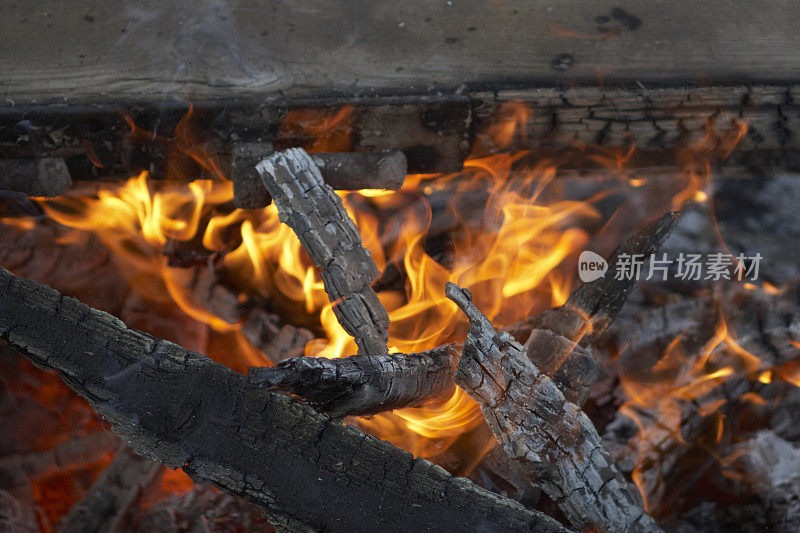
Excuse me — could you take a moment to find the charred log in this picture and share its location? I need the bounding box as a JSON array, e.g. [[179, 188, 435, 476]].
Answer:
[[0, 158, 72, 198], [446, 282, 660, 532], [0, 267, 568, 533], [59, 444, 162, 533], [256, 147, 390, 355], [233, 144, 407, 209], [248, 345, 458, 417]]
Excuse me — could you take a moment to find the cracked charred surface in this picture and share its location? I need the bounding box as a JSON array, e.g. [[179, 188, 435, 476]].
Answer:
[[446, 282, 661, 532], [249, 345, 458, 417], [0, 267, 569, 533], [256, 148, 390, 355]]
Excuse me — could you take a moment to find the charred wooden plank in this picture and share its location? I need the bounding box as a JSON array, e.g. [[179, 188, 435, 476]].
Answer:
[[233, 145, 407, 209], [445, 282, 660, 532], [249, 345, 458, 417], [59, 445, 162, 533], [2, 1, 799, 103], [0, 267, 568, 533], [256, 147, 390, 355]]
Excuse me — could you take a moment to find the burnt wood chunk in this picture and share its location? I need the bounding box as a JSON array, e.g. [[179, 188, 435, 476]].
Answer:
[[0, 158, 72, 197], [0, 267, 567, 533], [445, 282, 660, 532], [249, 345, 458, 417], [256, 147, 390, 354], [234, 144, 407, 209], [567, 211, 680, 337], [59, 445, 162, 533]]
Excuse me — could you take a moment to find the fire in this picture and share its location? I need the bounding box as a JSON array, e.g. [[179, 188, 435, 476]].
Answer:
[[31, 102, 602, 459], [23, 101, 752, 473], [619, 295, 800, 514]]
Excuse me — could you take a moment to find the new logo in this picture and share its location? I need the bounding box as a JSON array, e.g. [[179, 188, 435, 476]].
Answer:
[[578, 251, 608, 283]]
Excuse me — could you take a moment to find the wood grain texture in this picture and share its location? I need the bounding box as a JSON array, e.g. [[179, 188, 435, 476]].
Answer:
[[1, 1, 798, 104], [0, 266, 568, 533]]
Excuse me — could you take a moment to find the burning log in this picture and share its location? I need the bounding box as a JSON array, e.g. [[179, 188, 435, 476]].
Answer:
[[256, 147, 390, 355], [233, 143, 407, 208], [60, 444, 162, 533], [248, 345, 458, 417], [445, 282, 660, 532], [0, 267, 568, 532], [0, 158, 72, 198]]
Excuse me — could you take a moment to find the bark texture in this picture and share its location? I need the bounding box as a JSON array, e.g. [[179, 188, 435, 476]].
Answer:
[[446, 282, 660, 532], [256, 148, 390, 355], [0, 266, 568, 533], [249, 345, 458, 417]]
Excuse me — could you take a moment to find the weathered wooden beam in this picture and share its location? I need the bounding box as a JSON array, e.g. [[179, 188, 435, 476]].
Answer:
[[446, 282, 660, 532], [257, 148, 390, 355], [0, 266, 568, 533], [2, 1, 799, 104], [249, 345, 458, 417]]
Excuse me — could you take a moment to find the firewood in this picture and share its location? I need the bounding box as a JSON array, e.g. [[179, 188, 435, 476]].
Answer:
[[256, 147, 390, 355], [445, 282, 661, 532], [0, 433, 118, 493], [233, 143, 407, 208], [0, 158, 72, 197], [0, 267, 568, 533], [59, 444, 162, 533], [248, 345, 458, 417]]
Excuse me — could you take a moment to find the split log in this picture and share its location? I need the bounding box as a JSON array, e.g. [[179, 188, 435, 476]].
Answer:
[[248, 345, 458, 417], [509, 211, 680, 377], [0, 266, 568, 533], [0, 158, 72, 197], [445, 282, 660, 532], [256, 147, 390, 355], [233, 143, 407, 208], [59, 444, 162, 533]]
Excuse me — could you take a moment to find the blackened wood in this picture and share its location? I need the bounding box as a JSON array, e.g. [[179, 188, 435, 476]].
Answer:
[[231, 142, 274, 209], [256, 147, 390, 355], [0, 267, 568, 533], [233, 145, 408, 209], [249, 345, 458, 417], [445, 282, 660, 532], [311, 150, 407, 190], [0, 158, 72, 197], [240, 309, 314, 364], [59, 445, 162, 533], [567, 211, 680, 337]]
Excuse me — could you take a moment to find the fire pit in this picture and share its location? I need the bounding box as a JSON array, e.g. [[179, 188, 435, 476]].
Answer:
[[1, 2, 799, 532]]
